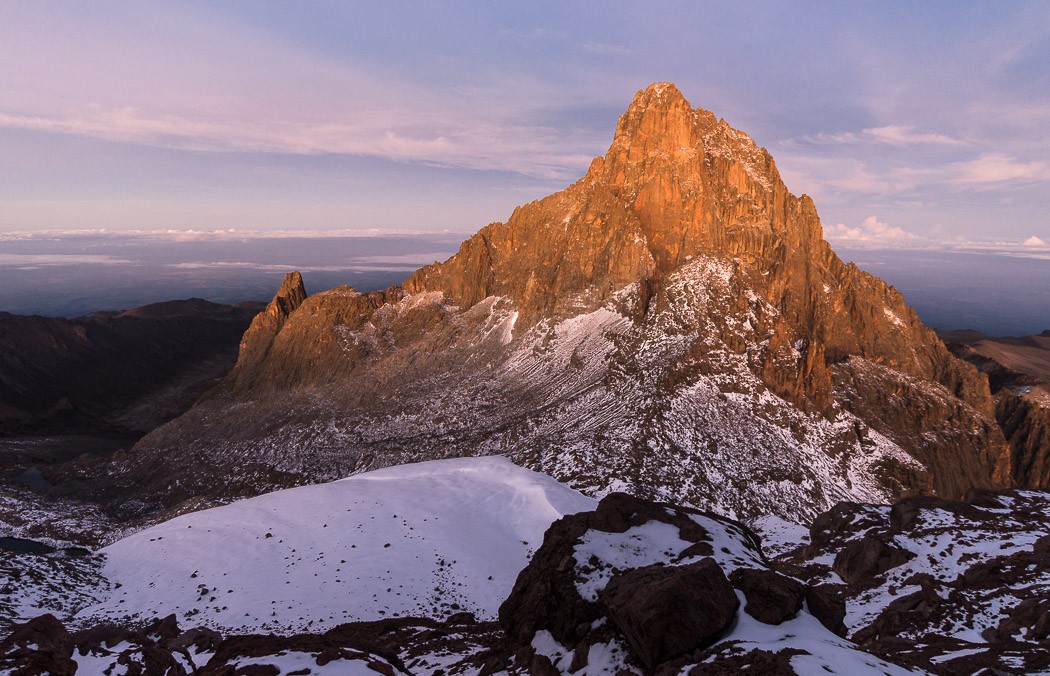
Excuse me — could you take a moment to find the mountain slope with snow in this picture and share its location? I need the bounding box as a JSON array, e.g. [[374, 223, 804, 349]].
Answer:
[[115, 81, 1010, 524], [74, 456, 596, 633]]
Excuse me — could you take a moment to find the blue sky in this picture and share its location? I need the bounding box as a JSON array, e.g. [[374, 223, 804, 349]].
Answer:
[[1, 1, 1049, 247]]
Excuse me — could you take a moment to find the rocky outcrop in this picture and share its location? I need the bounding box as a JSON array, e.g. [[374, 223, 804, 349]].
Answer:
[[772, 489, 1050, 674], [115, 82, 1009, 521], [729, 567, 807, 625], [602, 560, 739, 669], [0, 612, 499, 675], [499, 492, 918, 674], [998, 394, 1050, 487], [0, 614, 76, 676], [942, 330, 1050, 489], [226, 271, 308, 394]]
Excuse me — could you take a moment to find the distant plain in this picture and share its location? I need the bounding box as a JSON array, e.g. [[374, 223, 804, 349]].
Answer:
[[0, 234, 1046, 337]]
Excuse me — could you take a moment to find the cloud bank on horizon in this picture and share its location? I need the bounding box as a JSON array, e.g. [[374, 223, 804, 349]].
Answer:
[[0, 1, 1048, 247]]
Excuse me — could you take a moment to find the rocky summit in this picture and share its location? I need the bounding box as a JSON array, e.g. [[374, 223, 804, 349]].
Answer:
[[114, 82, 1012, 522]]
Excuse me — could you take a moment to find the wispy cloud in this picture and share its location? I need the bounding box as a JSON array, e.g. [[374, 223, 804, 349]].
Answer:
[[797, 125, 965, 147], [825, 215, 920, 244], [0, 228, 469, 243], [946, 154, 1050, 186], [0, 254, 135, 266], [0, 108, 597, 179], [582, 41, 633, 56]]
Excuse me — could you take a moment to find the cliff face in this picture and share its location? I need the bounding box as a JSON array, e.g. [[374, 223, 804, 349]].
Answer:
[[941, 330, 1050, 489], [122, 83, 1010, 520]]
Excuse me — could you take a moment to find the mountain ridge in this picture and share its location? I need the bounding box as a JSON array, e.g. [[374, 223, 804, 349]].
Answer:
[[110, 82, 1011, 522]]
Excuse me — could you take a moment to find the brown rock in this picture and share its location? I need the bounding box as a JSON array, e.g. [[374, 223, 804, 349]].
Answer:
[[0, 613, 77, 676], [805, 585, 848, 637], [832, 535, 914, 585], [729, 568, 806, 625], [600, 559, 739, 670]]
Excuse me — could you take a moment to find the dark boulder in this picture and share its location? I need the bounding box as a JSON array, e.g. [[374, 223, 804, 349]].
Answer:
[[995, 597, 1050, 642], [805, 585, 847, 637], [729, 568, 806, 625], [0, 613, 77, 676], [832, 535, 913, 584], [499, 492, 728, 647], [600, 559, 739, 669]]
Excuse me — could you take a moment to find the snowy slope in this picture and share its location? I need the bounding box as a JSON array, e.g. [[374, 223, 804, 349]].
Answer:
[[74, 456, 596, 633]]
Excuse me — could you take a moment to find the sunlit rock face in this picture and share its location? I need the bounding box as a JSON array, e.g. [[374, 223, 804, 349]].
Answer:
[[118, 83, 1010, 522]]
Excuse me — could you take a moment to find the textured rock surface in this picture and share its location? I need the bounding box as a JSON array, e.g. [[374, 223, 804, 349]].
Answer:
[[112, 82, 1009, 522], [601, 560, 739, 668], [941, 329, 1050, 489], [498, 492, 918, 674], [772, 489, 1050, 674], [729, 567, 807, 625]]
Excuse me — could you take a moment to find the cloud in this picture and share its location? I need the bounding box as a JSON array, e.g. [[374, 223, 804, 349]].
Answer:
[[1024, 235, 1047, 246], [825, 216, 920, 244], [0, 254, 135, 266], [582, 41, 633, 56], [799, 125, 965, 147], [0, 108, 598, 180], [946, 154, 1050, 186], [0, 228, 468, 242]]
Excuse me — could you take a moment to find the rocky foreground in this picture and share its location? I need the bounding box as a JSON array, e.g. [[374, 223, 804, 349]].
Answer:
[[3, 481, 1048, 675]]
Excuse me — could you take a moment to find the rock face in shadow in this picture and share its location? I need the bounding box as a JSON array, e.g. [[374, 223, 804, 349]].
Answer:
[[998, 394, 1050, 487], [0, 614, 76, 676], [497, 492, 914, 674], [729, 567, 807, 626], [941, 329, 1050, 489], [601, 560, 739, 669], [0, 298, 262, 436], [118, 82, 1009, 521]]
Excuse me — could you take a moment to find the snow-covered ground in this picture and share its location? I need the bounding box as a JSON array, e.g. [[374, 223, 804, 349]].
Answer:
[[73, 456, 596, 633]]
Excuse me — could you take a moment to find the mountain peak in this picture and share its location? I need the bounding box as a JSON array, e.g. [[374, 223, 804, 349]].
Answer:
[[606, 82, 704, 161], [633, 81, 688, 106]]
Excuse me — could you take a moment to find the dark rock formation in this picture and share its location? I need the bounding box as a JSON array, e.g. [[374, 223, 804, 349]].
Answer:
[[942, 329, 1050, 489], [997, 393, 1050, 487], [0, 614, 76, 676], [499, 492, 739, 648], [3, 612, 500, 675], [805, 585, 847, 637], [772, 489, 1050, 674], [729, 567, 806, 625], [832, 535, 914, 585], [602, 560, 738, 668]]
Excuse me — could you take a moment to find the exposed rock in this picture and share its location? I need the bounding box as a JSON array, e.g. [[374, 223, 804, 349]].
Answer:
[[728, 567, 806, 625], [769, 489, 1050, 671], [804, 585, 847, 637], [601, 559, 738, 668], [832, 535, 914, 585], [227, 271, 308, 394], [499, 492, 741, 648], [942, 329, 1050, 489], [998, 393, 1050, 487], [0, 613, 76, 676]]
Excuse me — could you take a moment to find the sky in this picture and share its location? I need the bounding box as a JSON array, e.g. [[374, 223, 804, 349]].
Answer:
[[1, 1, 1049, 248]]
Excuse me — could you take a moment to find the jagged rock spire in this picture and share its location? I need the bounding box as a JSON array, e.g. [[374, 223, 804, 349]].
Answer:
[[228, 271, 307, 393]]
